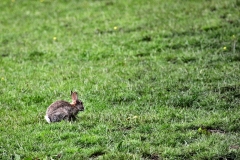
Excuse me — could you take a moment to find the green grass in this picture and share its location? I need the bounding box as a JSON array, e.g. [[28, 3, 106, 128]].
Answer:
[[0, 0, 240, 159]]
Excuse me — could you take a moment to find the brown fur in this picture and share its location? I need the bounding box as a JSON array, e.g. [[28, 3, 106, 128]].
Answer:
[[45, 91, 84, 123]]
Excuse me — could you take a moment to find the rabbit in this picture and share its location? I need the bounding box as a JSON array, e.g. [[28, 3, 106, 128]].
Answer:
[[45, 91, 84, 123]]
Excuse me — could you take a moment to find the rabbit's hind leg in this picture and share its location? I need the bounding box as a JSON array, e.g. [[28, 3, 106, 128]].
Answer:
[[49, 112, 67, 122]]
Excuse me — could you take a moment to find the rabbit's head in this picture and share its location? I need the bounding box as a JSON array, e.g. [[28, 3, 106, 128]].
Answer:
[[70, 91, 84, 111]]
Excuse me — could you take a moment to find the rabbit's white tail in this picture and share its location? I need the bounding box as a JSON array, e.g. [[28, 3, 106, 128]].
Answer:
[[45, 115, 51, 123]]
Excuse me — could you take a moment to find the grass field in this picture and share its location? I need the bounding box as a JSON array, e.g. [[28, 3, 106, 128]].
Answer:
[[0, 0, 240, 159]]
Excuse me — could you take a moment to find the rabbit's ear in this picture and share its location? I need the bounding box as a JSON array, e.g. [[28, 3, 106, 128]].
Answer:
[[71, 91, 78, 102]]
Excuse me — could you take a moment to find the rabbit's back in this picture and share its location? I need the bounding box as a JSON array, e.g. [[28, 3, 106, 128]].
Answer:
[[46, 100, 71, 114]]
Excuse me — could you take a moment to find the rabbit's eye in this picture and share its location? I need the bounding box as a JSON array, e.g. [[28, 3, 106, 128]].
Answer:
[[77, 100, 83, 105]]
